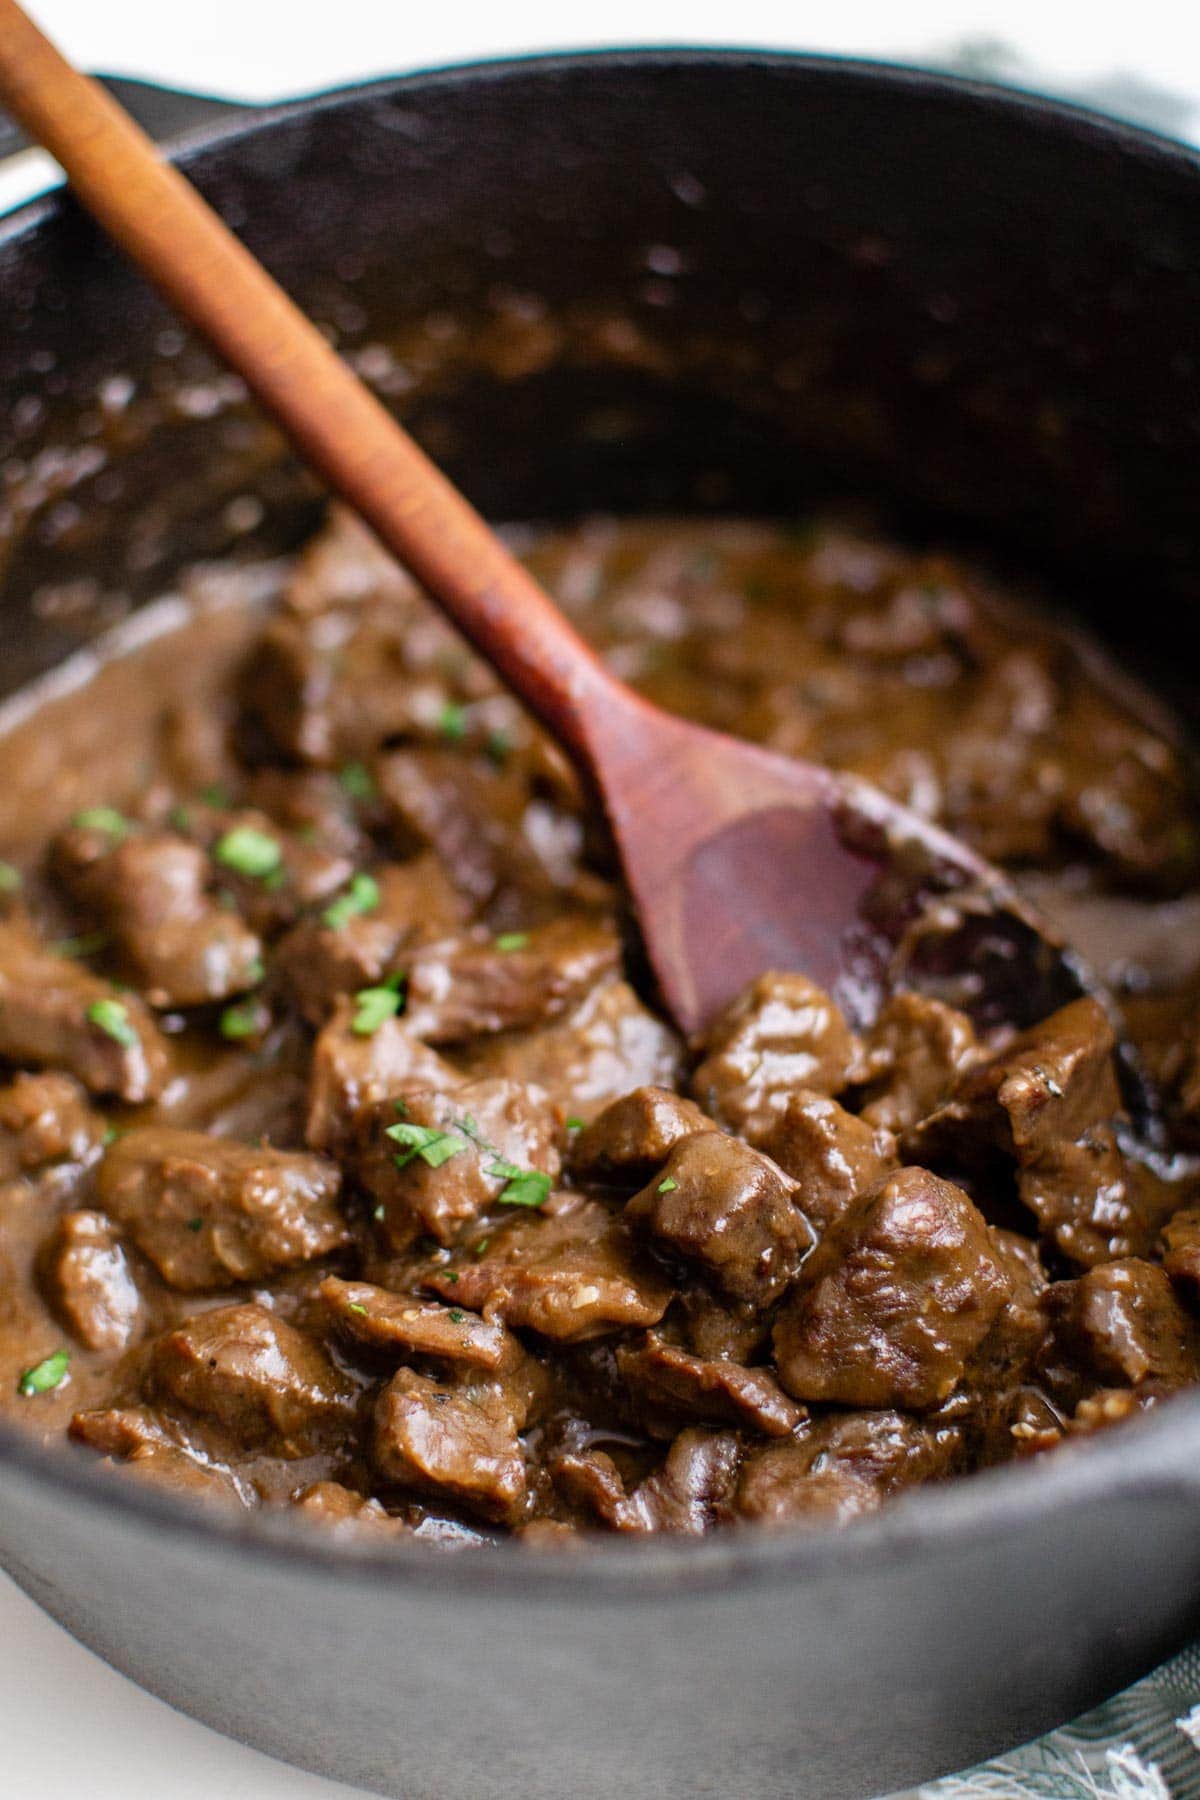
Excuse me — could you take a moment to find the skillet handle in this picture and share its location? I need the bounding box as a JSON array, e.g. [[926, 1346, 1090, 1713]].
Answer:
[[0, 74, 247, 167]]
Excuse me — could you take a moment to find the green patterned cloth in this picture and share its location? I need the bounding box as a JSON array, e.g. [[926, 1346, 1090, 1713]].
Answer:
[[888, 1649, 1200, 1797]]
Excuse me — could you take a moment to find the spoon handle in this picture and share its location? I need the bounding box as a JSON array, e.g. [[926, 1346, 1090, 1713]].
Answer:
[[0, 0, 626, 768]]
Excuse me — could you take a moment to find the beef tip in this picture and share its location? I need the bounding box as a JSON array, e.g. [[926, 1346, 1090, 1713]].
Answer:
[[242, 607, 423, 769], [904, 997, 1154, 1267], [690, 972, 862, 1142], [0, 921, 168, 1102], [462, 979, 682, 1122], [305, 1002, 461, 1155], [854, 992, 979, 1132], [52, 826, 263, 1007], [555, 1428, 741, 1535], [292, 1480, 409, 1537], [428, 1196, 673, 1341], [0, 1072, 106, 1180], [569, 1086, 712, 1188], [38, 1210, 142, 1352], [148, 1301, 358, 1455], [679, 1290, 772, 1364], [372, 1367, 527, 1524], [321, 1277, 519, 1371], [356, 1078, 560, 1251], [773, 1167, 1013, 1410], [967, 1228, 1049, 1393], [179, 802, 355, 936], [615, 1332, 804, 1437], [625, 1132, 813, 1308], [1162, 1207, 1200, 1301], [403, 915, 621, 1045], [1042, 1259, 1200, 1393], [735, 1411, 962, 1528], [277, 854, 469, 1026], [98, 1127, 350, 1290], [69, 1405, 253, 1506], [757, 1089, 897, 1235]]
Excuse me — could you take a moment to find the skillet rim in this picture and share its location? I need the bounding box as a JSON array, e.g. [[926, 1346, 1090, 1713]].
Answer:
[[3, 45, 1200, 1598]]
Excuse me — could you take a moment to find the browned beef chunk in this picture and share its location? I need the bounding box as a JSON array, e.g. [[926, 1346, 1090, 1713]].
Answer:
[[735, 1411, 962, 1528], [428, 1196, 673, 1341], [148, 1302, 358, 1454], [462, 979, 682, 1121], [854, 992, 979, 1132], [966, 1228, 1050, 1395], [555, 1428, 741, 1535], [277, 855, 469, 1026], [0, 922, 168, 1102], [773, 1167, 1013, 1410], [757, 1089, 897, 1235], [355, 1078, 560, 1251], [292, 1480, 408, 1536], [243, 609, 422, 769], [679, 1290, 772, 1363], [0, 1072, 105, 1180], [321, 1277, 519, 1371], [626, 1132, 813, 1308], [177, 802, 355, 936], [372, 1367, 527, 1524], [905, 997, 1155, 1266], [569, 1086, 712, 1187], [69, 1405, 254, 1506], [690, 972, 862, 1141], [1162, 1208, 1200, 1301], [615, 1332, 803, 1437], [52, 826, 263, 1007], [38, 1210, 142, 1352], [305, 1003, 461, 1155], [403, 915, 621, 1044], [98, 1128, 349, 1290], [1042, 1259, 1200, 1392]]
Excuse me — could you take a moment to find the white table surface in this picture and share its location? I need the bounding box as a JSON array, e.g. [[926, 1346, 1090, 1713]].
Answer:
[[4, 4, 1200, 1797]]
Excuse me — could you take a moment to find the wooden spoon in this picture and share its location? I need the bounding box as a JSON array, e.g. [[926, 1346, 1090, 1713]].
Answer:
[[0, 1, 1093, 1038]]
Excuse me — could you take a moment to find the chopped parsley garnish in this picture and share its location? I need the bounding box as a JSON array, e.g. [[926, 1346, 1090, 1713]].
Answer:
[[474, 1238, 490, 1257], [352, 972, 405, 1036], [185, 1217, 204, 1233], [493, 1167, 552, 1209], [322, 871, 380, 931], [19, 1349, 70, 1397], [201, 783, 230, 808], [73, 805, 128, 840], [219, 1001, 265, 1042], [168, 804, 192, 832], [486, 728, 512, 766], [448, 1309, 466, 1324], [0, 861, 22, 894], [215, 825, 282, 880], [657, 1177, 679, 1194], [338, 761, 376, 801], [347, 1303, 368, 1317], [494, 932, 529, 953], [443, 1269, 460, 1284], [437, 701, 468, 742], [87, 997, 137, 1048], [565, 1116, 584, 1133], [54, 931, 109, 960], [386, 1121, 467, 1169], [102, 1124, 120, 1147]]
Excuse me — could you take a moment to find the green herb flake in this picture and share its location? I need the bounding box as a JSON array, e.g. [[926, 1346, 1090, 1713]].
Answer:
[[54, 931, 109, 960], [473, 1238, 490, 1257], [323, 871, 380, 931], [102, 1124, 120, 1147], [219, 1002, 264, 1042], [87, 997, 137, 1049], [437, 701, 469, 742], [494, 932, 529, 953], [496, 1168, 552, 1209], [386, 1121, 467, 1169], [353, 981, 404, 1036], [338, 761, 376, 802], [565, 1117, 584, 1133], [448, 1309, 466, 1325], [201, 783, 230, 808], [485, 728, 512, 766], [73, 806, 128, 841], [168, 804, 192, 833], [657, 1177, 679, 1194], [0, 861, 22, 894], [443, 1269, 460, 1284], [347, 1303, 368, 1317], [215, 825, 282, 880], [19, 1349, 70, 1397], [185, 1217, 204, 1234]]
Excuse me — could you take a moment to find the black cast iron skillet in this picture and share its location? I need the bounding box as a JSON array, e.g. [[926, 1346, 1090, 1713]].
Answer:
[[4, 51, 1200, 1800]]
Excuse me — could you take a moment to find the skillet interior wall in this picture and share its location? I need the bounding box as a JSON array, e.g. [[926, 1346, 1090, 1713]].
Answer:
[[3, 54, 1200, 722]]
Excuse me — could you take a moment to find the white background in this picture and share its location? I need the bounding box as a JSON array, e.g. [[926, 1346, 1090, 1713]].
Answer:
[[3, 4, 1200, 1797]]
